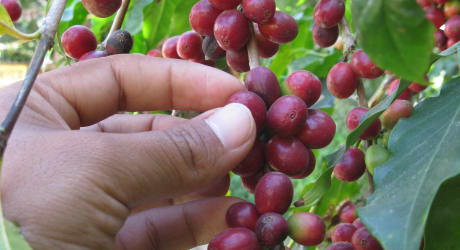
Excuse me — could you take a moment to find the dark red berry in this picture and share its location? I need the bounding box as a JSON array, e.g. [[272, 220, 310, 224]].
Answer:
[[190, 58, 216, 67], [292, 149, 316, 179], [162, 36, 181, 59], [253, 24, 279, 58], [297, 109, 336, 149], [233, 139, 265, 177], [353, 218, 365, 229], [351, 228, 383, 250], [328, 242, 355, 250], [226, 90, 266, 132], [332, 223, 357, 243], [445, 1, 460, 18], [312, 23, 339, 47], [350, 50, 384, 79], [258, 11, 299, 44], [209, 0, 241, 10], [445, 15, 460, 40], [208, 227, 261, 250], [417, 0, 431, 7], [447, 38, 459, 48], [255, 172, 293, 214], [255, 212, 289, 247], [189, 0, 222, 36], [61, 25, 98, 59], [226, 48, 250, 72], [334, 147, 366, 182], [434, 0, 447, 4], [146, 49, 162, 57], [202, 36, 226, 60], [435, 29, 447, 50], [242, 0, 276, 24], [381, 99, 413, 130], [424, 6, 445, 29], [408, 82, 427, 93], [79, 50, 108, 61], [286, 70, 322, 107], [339, 202, 357, 223], [288, 212, 325, 246], [327, 62, 358, 99], [106, 30, 133, 55], [214, 10, 250, 51], [346, 107, 382, 140], [266, 136, 311, 176], [386, 79, 412, 100], [241, 170, 264, 193], [314, 0, 345, 28], [177, 31, 204, 59], [266, 95, 307, 137], [1, 0, 21, 21], [226, 202, 260, 231], [81, 0, 121, 18], [245, 66, 281, 107]]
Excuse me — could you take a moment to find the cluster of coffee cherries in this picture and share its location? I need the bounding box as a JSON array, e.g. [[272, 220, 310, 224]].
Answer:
[[1, 0, 21, 22], [312, 0, 344, 48]]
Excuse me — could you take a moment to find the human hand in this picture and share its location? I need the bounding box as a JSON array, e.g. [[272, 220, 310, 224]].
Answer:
[[0, 54, 256, 249]]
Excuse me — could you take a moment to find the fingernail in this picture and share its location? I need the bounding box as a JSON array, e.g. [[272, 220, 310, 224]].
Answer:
[[205, 103, 255, 149]]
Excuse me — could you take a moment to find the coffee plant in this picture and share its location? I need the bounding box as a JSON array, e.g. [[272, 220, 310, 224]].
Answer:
[[0, 0, 459, 249]]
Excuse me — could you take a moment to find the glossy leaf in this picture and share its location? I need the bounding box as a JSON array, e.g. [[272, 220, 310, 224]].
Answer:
[[0, 5, 39, 40]]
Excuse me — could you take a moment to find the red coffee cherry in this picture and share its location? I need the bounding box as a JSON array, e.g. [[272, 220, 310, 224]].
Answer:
[[417, 0, 431, 7], [208, 227, 261, 250], [332, 223, 357, 243], [209, 0, 241, 10], [266, 95, 307, 137], [79, 50, 108, 61], [189, 0, 222, 36], [435, 30, 447, 51], [327, 62, 358, 99], [346, 107, 382, 140], [447, 38, 459, 48], [226, 48, 250, 72], [177, 31, 204, 59], [408, 82, 427, 93], [146, 49, 162, 57], [312, 23, 339, 48], [242, 0, 276, 24], [288, 212, 326, 246], [350, 49, 384, 79], [162, 36, 181, 59], [339, 202, 358, 223], [258, 11, 299, 44], [434, 0, 447, 4], [1, 0, 21, 21], [61, 25, 98, 59], [226, 90, 266, 132], [334, 147, 366, 182], [314, 0, 345, 28], [202, 36, 226, 60], [424, 6, 445, 29], [214, 10, 250, 51], [381, 99, 413, 130], [445, 15, 460, 40], [226, 202, 260, 231], [327, 242, 354, 250], [386, 79, 412, 100], [81, 0, 121, 18], [106, 30, 133, 55], [255, 212, 289, 247], [353, 218, 365, 229], [266, 136, 311, 177], [286, 70, 322, 107], [241, 170, 264, 193], [255, 172, 293, 214], [351, 228, 383, 250], [190, 58, 216, 67], [253, 24, 279, 58], [297, 109, 336, 149], [233, 139, 265, 177], [245, 66, 281, 107], [292, 149, 316, 179]]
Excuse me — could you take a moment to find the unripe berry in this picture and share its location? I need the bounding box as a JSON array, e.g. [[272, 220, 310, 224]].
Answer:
[[253, 24, 279, 58], [435, 29, 447, 51], [346, 107, 382, 140], [241, 170, 264, 193], [242, 0, 276, 24], [353, 218, 365, 229], [314, 0, 345, 28], [214, 10, 250, 51], [288, 212, 325, 246], [297, 109, 336, 149], [424, 6, 445, 29], [162, 36, 180, 59], [233, 139, 265, 177], [350, 50, 384, 79], [266, 136, 311, 176], [226, 48, 250, 72], [312, 23, 339, 48], [202, 36, 226, 60], [245, 66, 281, 107], [146, 49, 162, 57], [327, 62, 358, 99], [209, 0, 241, 10], [334, 147, 366, 182], [189, 0, 222, 36], [106, 30, 133, 55], [208, 227, 261, 250], [255, 172, 293, 214], [351, 228, 383, 250], [327, 242, 354, 250], [285, 70, 322, 107], [445, 15, 460, 40], [332, 223, 357, 243], [226, 202, 260, 231], [79, 50, 108, 61], [381, 99, 413, 130], [177, 31, 204, 59], [445, 1, 460, 18], [339, 202, 357, 223], [258, 11, 299, 44], [266, 95, 307, 137], [226, 91, 266, 132], [387, 79, 412, 100], [1, 0, 21, 22], [255, 212, 289, 247], [292, 149, 316, 179], [365, 144, 390, 175], [81, 0, 121, 18], [61, 25, 98, 59]]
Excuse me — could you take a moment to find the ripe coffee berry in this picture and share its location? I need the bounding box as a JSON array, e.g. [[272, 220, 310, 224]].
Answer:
[[434, 0, 447, 4], [1, 0, 21, 21], [288, 212, 325, 246], [447, 38, 459, 48], [81, 0, 121, 18], [424, 6, 445, 29], [327, 62, 358, 99], [245, 66, 280, 107], [226, 90, 266, 132], [417, 0, 431, 7], [253, 24, 279, 58], [312, 23, 339, 48], [408, 82, 427, 93], [387, 79, 412, 100], [208, 227, 261, 250], [61, 25, 98, 59], [444, 15, 460, 40], [266, 136, 311, 176], [346, 107, 382, 140], [435, 30, 447, 51], [255, 212, 289, 247], [266, 95, 307, 136], [79, 50, 108, 61], [285, 70, 322, 107], [241, 170, 264, 193], [350, 50, 384, 79], [242, 0, 276, 24], [255, 172, 293, 214], [177, 31, 204, 59], [233, 139, 264, 177], [332, 223, 357, 243], [292, 149, 316, 179], [339, 202, 357, 223], [258, 11, 299, 44], [202, 36, 226, 60], [226, 48, 250, 72], [381, 99, 413, 130], [146, 49, 162, 57], [226, 202, 260, 231], [314, 0, 345, 28], [162, 36, 181, 58], [327, 242, 354, 250], [297, 109, 336, 149], [209, 0, 241, 10], [353, 218, 365, 229], [189, 0, 222, 36], [106, 30, 133, 55], [214, 10, 250, 51], [334, 147, 366, 182], [352, 228, 383, 250]]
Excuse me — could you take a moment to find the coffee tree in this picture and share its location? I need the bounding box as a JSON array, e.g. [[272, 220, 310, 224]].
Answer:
[[0, 0, 459, 249]]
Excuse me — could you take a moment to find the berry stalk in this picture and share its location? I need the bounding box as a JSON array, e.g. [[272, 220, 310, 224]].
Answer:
[[338, 18, 355, 61], [369, 74, 397, 107], [247, 27, 261, 69]]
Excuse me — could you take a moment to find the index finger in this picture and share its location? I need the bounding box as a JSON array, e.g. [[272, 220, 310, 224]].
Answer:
[[38, 54, 244, 128]]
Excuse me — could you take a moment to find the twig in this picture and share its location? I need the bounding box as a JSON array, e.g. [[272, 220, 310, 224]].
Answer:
[[366, 169, 375, 194], [103, 0, 131, 45], [369, 74, 397, 107], [356, 79, 368, 108], [338, 18, 355, 61], [247, 26, 260, 70], [0, 0, 68, 155]]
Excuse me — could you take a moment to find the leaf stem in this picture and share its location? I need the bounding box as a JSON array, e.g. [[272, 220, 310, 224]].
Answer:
[[103, 0, 131, 45], [356, 79, 368, 108], [369, 74, 397, 107], [247, 25, 260, 70], [0, 21, 42, 40]]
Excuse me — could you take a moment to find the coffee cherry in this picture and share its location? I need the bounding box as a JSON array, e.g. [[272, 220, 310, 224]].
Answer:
[[434, 0, 447, 4], [202, 36, 226, 60], [327, 242, 354, 250], [226, 202, 260, 231], [447, 38, 459, 48], [177, 31, 204, 59], [266, 136, 311, 176], [435, 30, 447, 50], [253, 24, 279, 58], [387, 79, 412, 100], [208, 227, 261, 250], [408, 82, 427, 93], [351, 228, 383, 250], [255, 172, 293, 214], [339, 202, 357, 223], [417, 0, 431, 7], [162, 36, 181, 59], [350, 50, 384, 79], [346, 107, 382, 140], [285, 70, 322, 107], [81, 0, 121, 18], [214, 10, 250, 51], [79, 50, 108, 61], [242, 0, 276, 24], [258, 11, 299, 44], [424, 6, 445, 29], [106, 30, 133, 55], [334, 147, 366, 182], [327, 62, 358, 99], [445, 1, 460, 18], [245, 67, 280, 107], [332, 223, 357, 243], [292, 149, 316, 179], [61, 25, 98, 59], [255, 212, 289, 247], [190, 58, 216, 67], [233, 139, 265, 177], [314, 0, 345, 28], [365, 144, 390, 175], [209, 0, 241, 10], [445, 15, 460, 40], [381, 99, 413, 130], [190, 0, 222, 36], [226, 90, 266, 132], [241, 170, 264, 193], [1, 0, 21, 21], [353, 218, 365, 229], [297, 109, 336, 149], [266, 95, 307, 136], [146, 49, 162, 57], [312, 23, 339, 48], [226, 48, 250, 72], [288, 212, 325, 246]]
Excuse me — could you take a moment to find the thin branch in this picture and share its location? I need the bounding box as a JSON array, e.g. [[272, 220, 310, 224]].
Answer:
[[356, 79, 368, 108], [369, 74, 397, 107], [103, 0, 131, 45], [338, 18, 355, 61], [0, 0, 68, 155], [247, 26, 260, 70]]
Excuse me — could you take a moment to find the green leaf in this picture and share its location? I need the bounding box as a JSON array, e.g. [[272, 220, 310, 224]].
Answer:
[[0, 4, 13, 27], [59, 0, 89, 35], [124, 0, 154, 35], [358, 79, 460, 250], [0, 5, 40, 40], [313, 177, 360, 216], [351, 0, 434, 83]]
